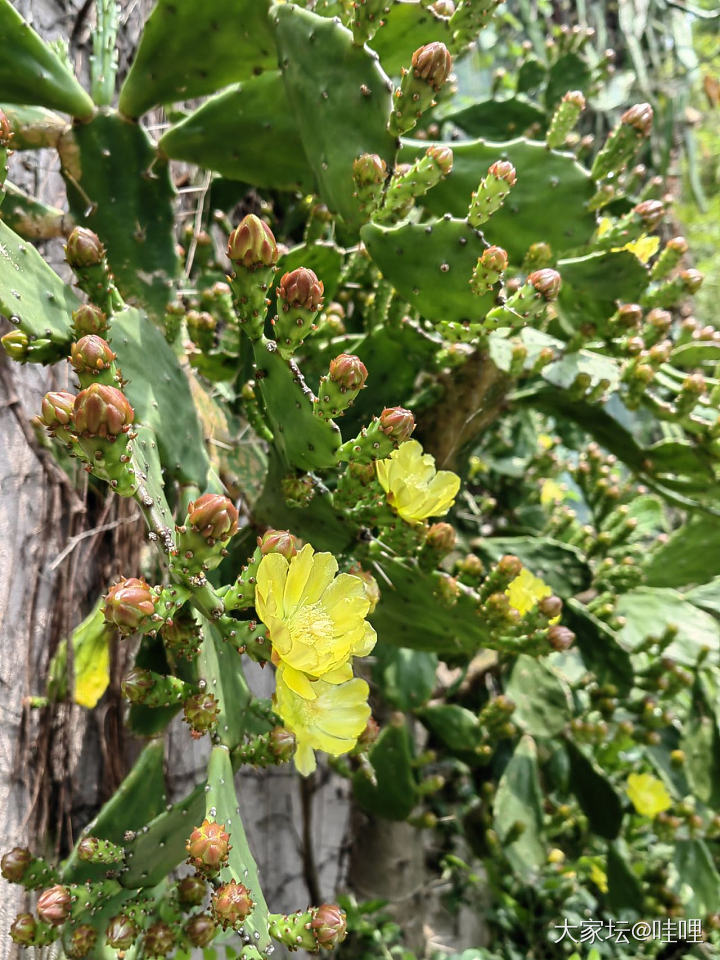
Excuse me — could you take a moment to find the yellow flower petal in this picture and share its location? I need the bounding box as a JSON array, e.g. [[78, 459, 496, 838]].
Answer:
[[627, 773, 672, 818], [505, 567, 552, 617], [283, 543, 315, 614], [280, 664, 319, 700], [375, 440, 461, 524], [589, 862, 608, 894], [540, 478, 566, 506], [255, 553, 289, 622], [623, 234, 660, 263]]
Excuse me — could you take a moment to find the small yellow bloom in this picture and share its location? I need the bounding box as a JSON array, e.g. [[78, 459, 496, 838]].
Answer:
[[506, 567, 552, 617], [627, 773, 672, 818], [623, 235, 660, 263], [540, 478, 566, 506], [376, 440, 460, 524], [589, 862, 609, 894], [255, 544, 376, 699], [274, 666, 371, 775]]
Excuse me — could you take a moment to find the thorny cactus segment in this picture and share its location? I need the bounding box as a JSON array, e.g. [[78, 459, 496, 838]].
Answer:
[[591, 101, 653, 180], [73, 383, 134, 438], [389, 43, 453, 137]]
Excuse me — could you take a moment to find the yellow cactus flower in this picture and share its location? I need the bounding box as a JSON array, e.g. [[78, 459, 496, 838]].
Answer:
[[627, 773, 672, 818], [589, 862, 609, 894], [255, 544, 376, 700], [505, 567, 553, 617], [375, 440, 460, 524], [540, 478, 566, 506], [274, 666, 371, 775], [623, 235, 660, 263]]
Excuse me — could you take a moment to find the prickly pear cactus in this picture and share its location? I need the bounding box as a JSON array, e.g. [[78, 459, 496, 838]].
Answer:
[[2, 0, 720, 957]]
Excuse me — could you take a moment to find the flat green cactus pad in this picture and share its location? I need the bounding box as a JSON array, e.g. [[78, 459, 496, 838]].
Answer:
[[361, 216, 496, 324], [0, 220, 78, 360], [196, 620, 252, 749], [445, 97, 547, 140], [272, 2, 397, 230], [118, 0, 276, 119], [0, 1, 94, 118], [400, 136, 595, 261], [557, 249, 649, 331], [60, 112, 178, 318], [353, 722, 419, 820], [159, 72, 314, 192]]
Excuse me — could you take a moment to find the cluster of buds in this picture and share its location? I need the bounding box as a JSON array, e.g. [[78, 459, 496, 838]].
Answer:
[[484, 268, 562, 334], [234, 726, 296, 767], [389, 43, 453, 137], [273, 267, 324, 358]]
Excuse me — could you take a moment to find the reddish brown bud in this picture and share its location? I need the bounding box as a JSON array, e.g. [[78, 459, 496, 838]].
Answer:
[[177, 875, 207, 906], [667, 236, 688, 254], [430, 0, 455, 15], [358, 716, 380, 747], [481, 245, 508, 273], [269, 726, 296, 763], [68, 924, 97, 958], [621, 102, 653, 136], [0, 109, 11, 148], [539, 595, 563, 619], [352, 153, 387, 185], [616, 303, 643, 328], [187, 494, 239, 542], [40, 391, 75, 429], [528, 268, 562, 300], [426, 522, 456, 553], [211, 880, 254, 928], [311, 903, 348, 949], [227, 215, 278, 269], [562, 90, 586, 109], [498, 554, 523, 578], [185, 914, 217, 948], [121, 667, 154, 703], [1, 847, 31, 883], [427, 144, 454, 175], [104, 578, 155, 634], [258, 528, 298, 560], [66, 227, 105, 269], [183, 692, 220, 739], [329, 353, 368, 391], [488, 160, 517, 186], [10, 914, 36, 945], [144, 922, 175, 957], [186, 819, 230, 875], [73, 383, 134, 438], [106, 915, 137, 950], [72, 304, 108, 337], [633, 200, 664, 229], [70, 335, 116, 376], [681, 269, 704, 293], [378, 406, 415, 442], [411, 42, 453, 90], [548, 624, 575, 650], [457, 553, 484, 577], [37, 885, 71, 926], [278, 267, 324, 312]]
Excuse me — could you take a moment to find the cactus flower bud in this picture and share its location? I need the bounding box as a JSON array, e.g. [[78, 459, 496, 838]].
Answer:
[[269, 726, 296, 763], [10, 913, 37, 945], [329, 354, 368, 392], [633, 199, 664, 229], [144, 922, 175, 957], [211, 880, 254, 928], [121, 667, 154, 703], [187, 494, 239, 542], [431, 0, 455, 13], [258, 529, 298, 560], [548, 624, 575, 651], [615, 303, 643, 329], [426, 522, 457, 554], [183, 692, 220, 739], [0, 108, 11, 147], [40, 391, 76, 430], [72, 304, 108, 338], [563, 89, 586, 110], [73, 383, 134, 438], [621, 102, 653, 136], [528, 269, 562, 301], [186, 819, 230, 874], [488, 160, 517, 186], [482, 245, 509, 274], [352, 153, 387, 186], [227, 215, 278, 269], [378, 406, 415, 442], [177, 875, 207, 906], [358, 716, 380, 747], [681, 269, 704, 293], [37, 884, 71, 926], [2, 330, 31, 361], [411, 42, 453, 91], [277, 267, 324, 312], [185, 914, 217, 948], [539, 595, 563, 619], [68, 924, 97, 958], [498, 554, 523, 578], [106, 915, 137, 950], [104, 578, 156, 634], [667, 236, 688, 254], [1, 847, 31, 883], [311, 904, 347, 949], [70, 335, 116, 376], [66, 227, 105, 269], [427, 144, 454, 176]]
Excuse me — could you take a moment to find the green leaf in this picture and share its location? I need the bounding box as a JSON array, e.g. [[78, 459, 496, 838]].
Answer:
[[159, 73, 314, 192], [417, 704, 480, 753], [445, 97, 546, 140], [205, 746, 271, 948], [544, 52, 591, 109], [493, 735, 545, 876], [506, 655, 572, 737], [644, 514, 720, 588], [472, 537, 591, 596], [557, 250, 649, 323], [46, 599, 112, 708], [566, 739, 623, 840], [61, 112, 179, 318], [353, 723, 419, 820], [118, 0, 276, 118], [607, 841, 644, 913], [272, 3, 396, 230], [615, 586, 720, 666], [375, 647, 438, 712], [0, 1, 94, 117], [564, 600, 634, 696], [685, 578, 720, 618], [681, 691, 720, 807], [673, 839, 720, 916]]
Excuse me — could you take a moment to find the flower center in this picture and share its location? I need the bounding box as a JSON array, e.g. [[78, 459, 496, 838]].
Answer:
[[288, 602, 332, 646]]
